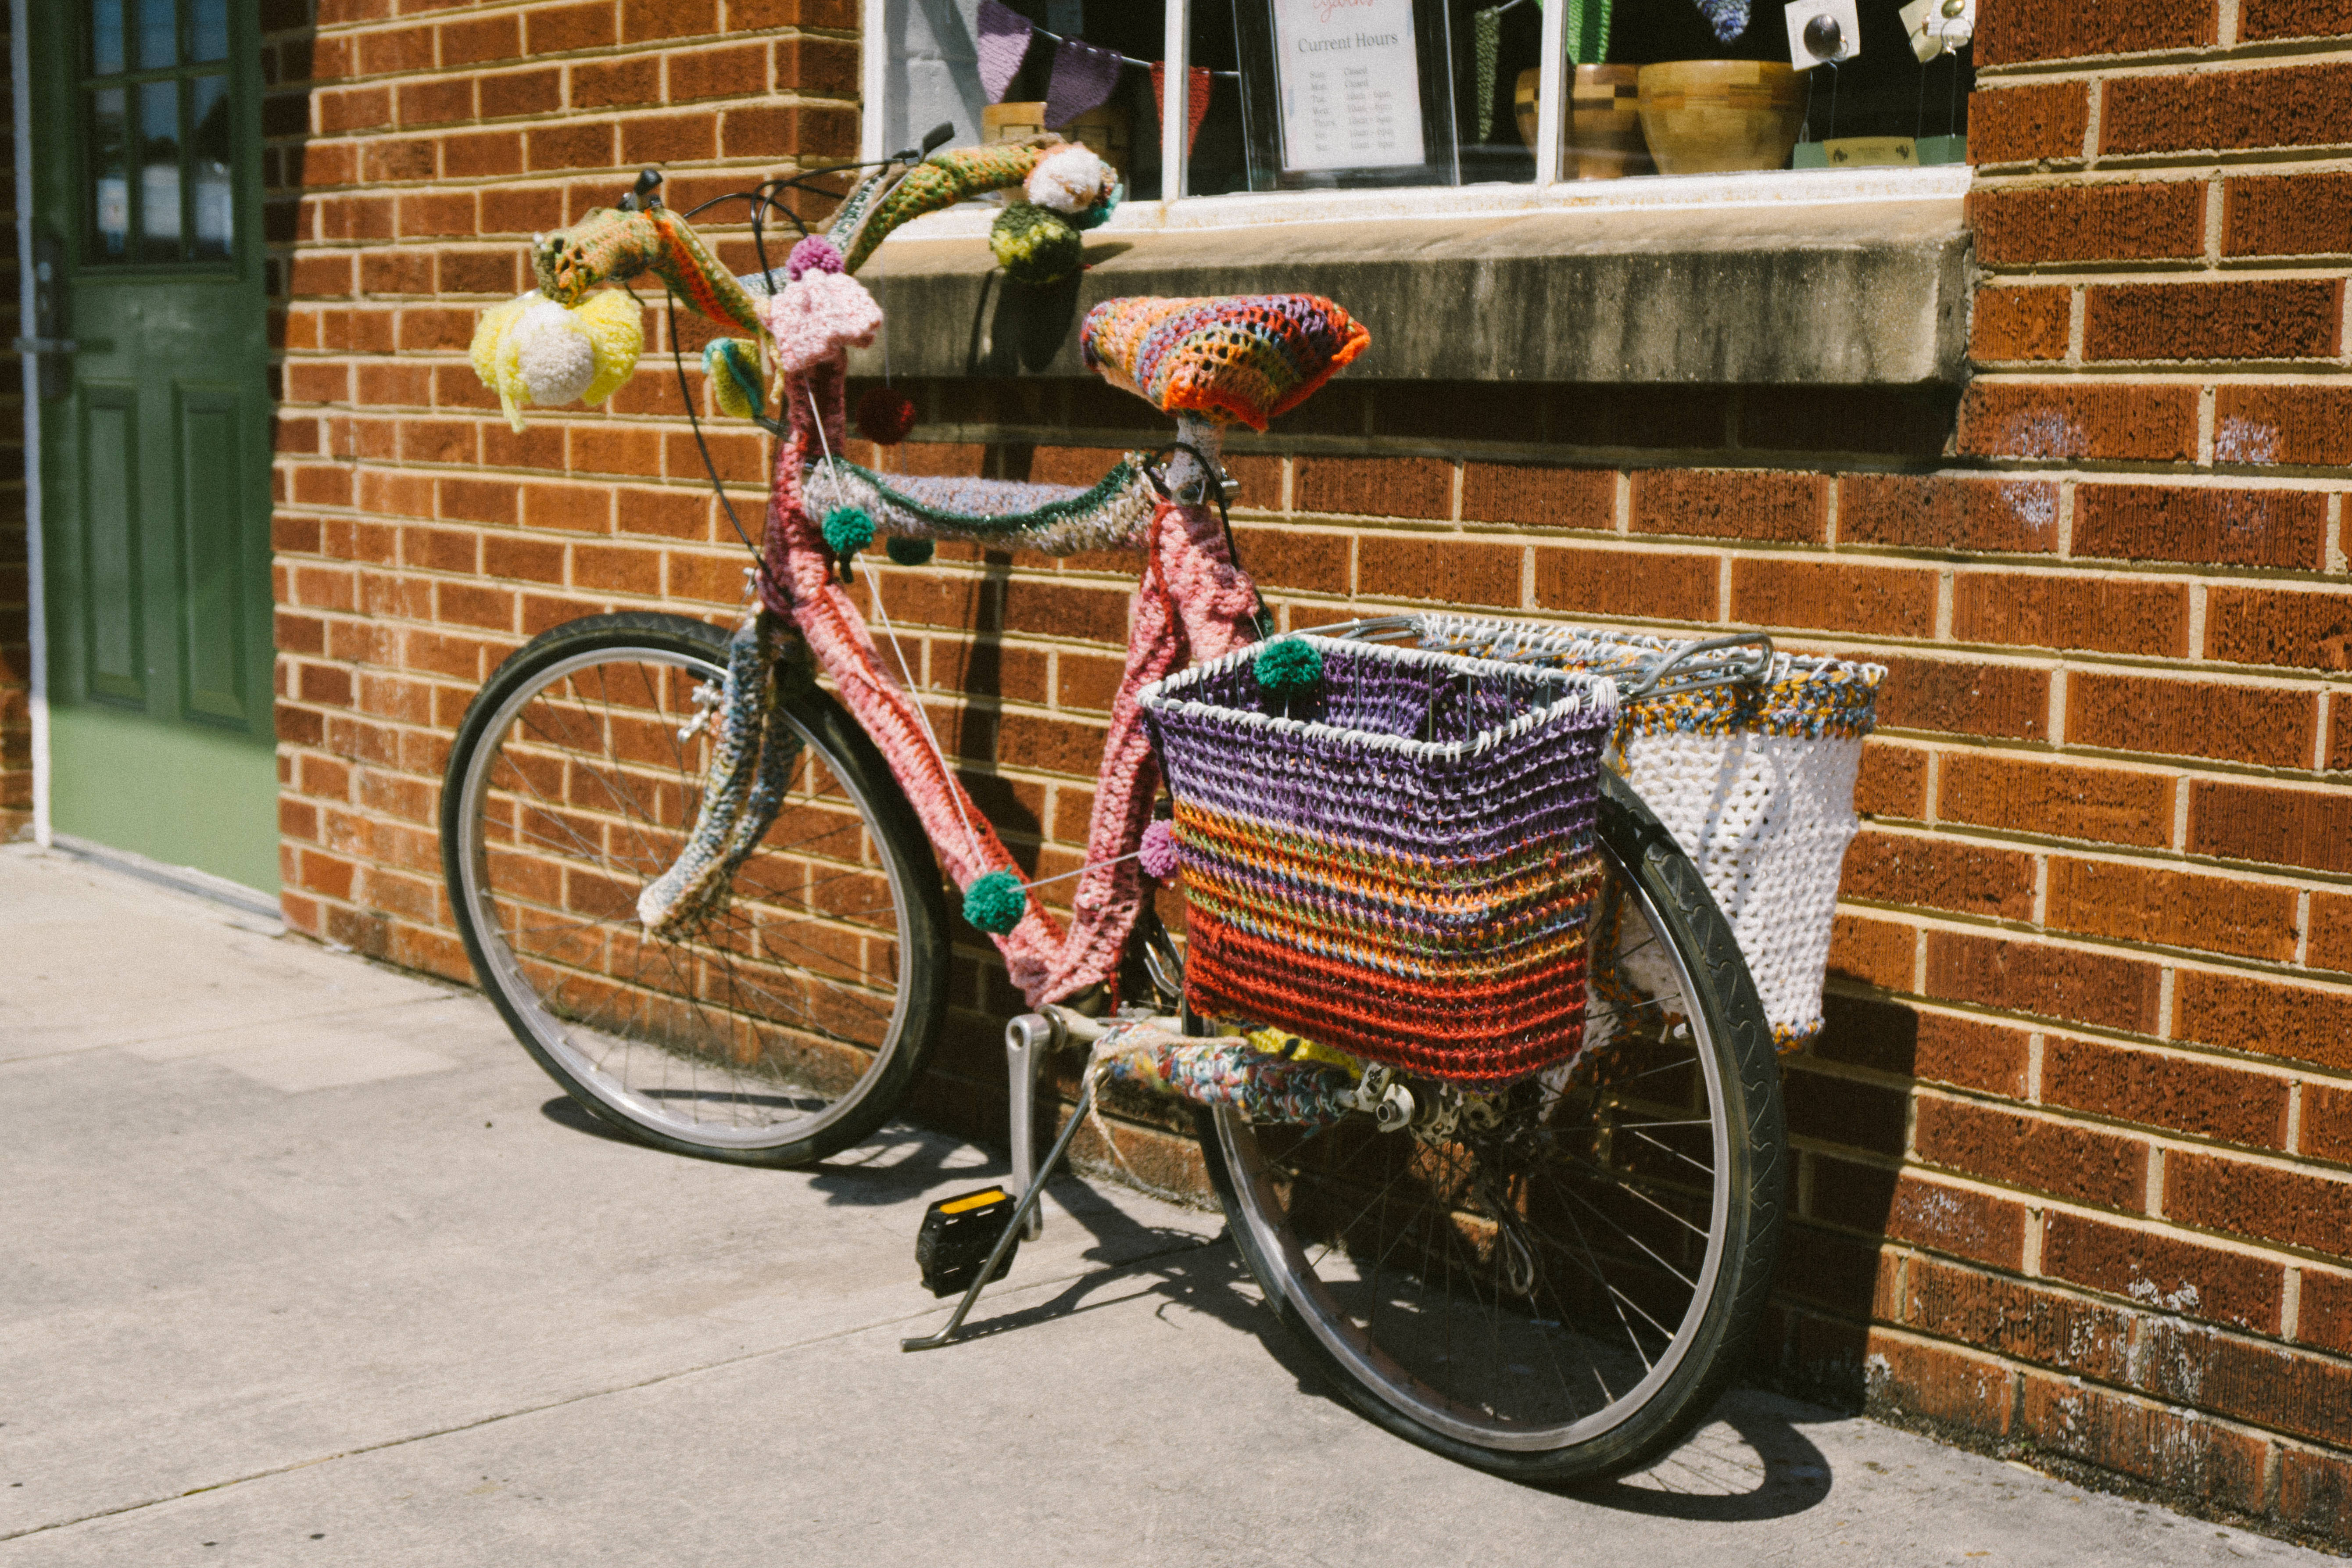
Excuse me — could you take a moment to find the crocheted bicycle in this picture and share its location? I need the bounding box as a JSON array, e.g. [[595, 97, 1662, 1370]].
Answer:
[[437, 134, 1878, 1485]]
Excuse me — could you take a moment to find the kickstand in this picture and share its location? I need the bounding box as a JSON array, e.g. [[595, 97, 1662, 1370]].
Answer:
[[900, 1075, 1097, 1352]]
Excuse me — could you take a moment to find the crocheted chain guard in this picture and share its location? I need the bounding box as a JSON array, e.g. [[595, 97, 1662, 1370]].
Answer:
[[801, 456, 1160, 556], [1414, 613, 1885, 1051], [1094, 1020, 1358, 1126]]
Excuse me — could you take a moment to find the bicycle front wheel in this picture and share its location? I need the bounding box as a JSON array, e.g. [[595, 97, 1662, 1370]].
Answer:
[[440, 612, 948, 1167], [1199, 772, 1785, 1483]]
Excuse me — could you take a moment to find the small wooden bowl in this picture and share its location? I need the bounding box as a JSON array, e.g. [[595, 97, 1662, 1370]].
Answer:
[[1634, 61, 1804, 175], [1517, 64, 1652, 180]]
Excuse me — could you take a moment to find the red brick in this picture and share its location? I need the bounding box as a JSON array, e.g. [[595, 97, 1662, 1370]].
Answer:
[[2104, 63, 2352, 156], [1783, 1060, 1910, 1155], [2303, 1269, 2352, 1356], [1922, 928, 2163, 1034], [2215, 385, 2352, 467], [720, 103, 855, 160], [2175, 969, 2352, 1072], [1951, 571, 2187, 658], [2223, 171, 2352, 259], [2074, 483, 2327, 571], [1903, 1257, 2135, 1382], [1532, 546, 1715, 623], [998, 579, 1129, 644], [2299, 1083, 2352, 1166], [2070, 672, 2316, 769], [2168, 1149, 2352, 1258], [775, 36, 859, 98], [2204, 585, 2352, 673], [570, 57, 661, 110], [1872, 656, 2048, 740], [2085, 279, 2343, 362], [1979, 2, 2216, 64], [1959, 382, 2198, 463], [1864, 1332, 2018, 1433], [527, 122, 614, 172], [621, 0, 717, 42], [669, 42, 770, 102], [2047, 858, 2300, 963], [1231, 525, 1347, 596], [1915, 1095, 2149, 1210], [526, 1, 616, 52], [1969, 182, 2204, 266], [2188, 779, 2352, 874], [1971, 286, 2071, 362], [2244, 0, 2352, 39], [1836, 475, 2057, 554], [1885, 1173, 2032, 1267], [1825, 910, 1915, 992], [1969, 81, 2091, 165], [2278, 1447, 2352, 1544], [438, 13, 520, 65], [2051, 1037, 2292, 1155], [1459, 462, 1613, 531], [1937, 753, 2171, 848], [1357, 537, 1521, 609], [1854, 739, 1928, 818], [1295, 456, 1451, 520], [2313, 892, 2352, 975], [1729, 558, 1937, 637], [1839, 830, 2036, 921], [1630, 469, 1826, 544]]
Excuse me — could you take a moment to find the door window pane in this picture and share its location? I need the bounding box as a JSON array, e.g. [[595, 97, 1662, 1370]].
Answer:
[[135, 0, 176, 70], [190, 0, 229, 62], [89, 0, 125, 75], [89, 86, 129, 258], [138, 79, 182, 262], [189, 72, 232, 259]]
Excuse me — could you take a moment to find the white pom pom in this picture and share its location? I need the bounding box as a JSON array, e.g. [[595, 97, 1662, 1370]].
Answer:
[[514, 299, 595, 406], [1026, 145, 1111, 215]]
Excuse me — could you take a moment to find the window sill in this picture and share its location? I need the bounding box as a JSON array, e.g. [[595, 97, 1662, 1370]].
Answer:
[[851, 165, 1973, 389]]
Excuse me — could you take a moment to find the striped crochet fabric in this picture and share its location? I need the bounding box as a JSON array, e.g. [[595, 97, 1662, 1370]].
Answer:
[[1141, 638, 1616, 1085], [1080, 295, 1370, 431], [802, 456, 1160, 556], [1094, 1021, 1358, 1126]]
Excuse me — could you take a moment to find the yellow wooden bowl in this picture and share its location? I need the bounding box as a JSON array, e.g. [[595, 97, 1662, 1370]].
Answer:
[[1635, 61, 1805, 175], [1518, 64, 1651, 179]]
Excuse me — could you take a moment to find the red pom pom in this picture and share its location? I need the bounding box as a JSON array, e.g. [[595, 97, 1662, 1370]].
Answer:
[[856, 386, 917, 447]]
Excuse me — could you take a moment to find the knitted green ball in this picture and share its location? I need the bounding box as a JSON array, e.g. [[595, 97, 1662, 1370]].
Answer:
[[989, 202, 1083, 287], [885, 535, 936, 567], [962, 869, 1027, 934], [1254, 637, 1324, 695], [821, 505, 875, 556]]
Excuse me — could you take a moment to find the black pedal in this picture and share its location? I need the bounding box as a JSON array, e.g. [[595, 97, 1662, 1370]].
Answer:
[[916, 1186, 1020, 1298]]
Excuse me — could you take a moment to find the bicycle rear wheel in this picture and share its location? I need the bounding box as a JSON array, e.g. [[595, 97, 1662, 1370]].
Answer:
[[440, 612, 948, 1166], [1198, 772, 1784, 1482]]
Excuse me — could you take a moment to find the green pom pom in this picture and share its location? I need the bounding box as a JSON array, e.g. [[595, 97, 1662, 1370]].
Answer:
[[822, 506, 875, 556], [1254, 637, 1324, 695], [963, 870, 1027, 935], [989, 202, 1083, 287], [885, 535, 935, 566]]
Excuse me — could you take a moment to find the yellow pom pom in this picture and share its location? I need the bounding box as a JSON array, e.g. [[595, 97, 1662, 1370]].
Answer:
[[469, 294, 530, 393], [574, 286, 645, 408]]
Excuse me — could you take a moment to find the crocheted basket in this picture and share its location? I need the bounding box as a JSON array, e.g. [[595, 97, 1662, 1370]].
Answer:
[[1140, 637, 1618, 1086], [1413, 614, 1885, 1052]]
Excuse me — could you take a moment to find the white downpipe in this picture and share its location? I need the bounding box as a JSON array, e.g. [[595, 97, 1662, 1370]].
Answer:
[[10, 0, 49, 848], [860, 0, 887, 162], [1533, 0, 1566, 188], [1161, 0, 1189, 207]]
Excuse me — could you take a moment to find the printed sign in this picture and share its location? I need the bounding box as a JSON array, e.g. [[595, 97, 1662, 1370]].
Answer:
[[1269, 0, 1426, 172]]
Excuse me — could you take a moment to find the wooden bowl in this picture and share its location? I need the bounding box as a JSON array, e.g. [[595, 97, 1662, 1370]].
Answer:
[[1634, 61, 1804, 175], [1517, 65, 1652, 180], [981, 101, 1132, 173]]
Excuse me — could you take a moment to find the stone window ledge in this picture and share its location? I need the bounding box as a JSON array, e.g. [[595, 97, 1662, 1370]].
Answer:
[[848, 173, 1973, 390]]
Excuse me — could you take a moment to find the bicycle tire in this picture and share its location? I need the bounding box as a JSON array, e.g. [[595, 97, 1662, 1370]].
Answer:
[[440, 611, 949, 1167], [1197, 771, 1785, 1483]]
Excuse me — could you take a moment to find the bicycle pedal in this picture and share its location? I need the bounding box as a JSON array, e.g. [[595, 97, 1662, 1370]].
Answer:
[[916, 1186, 1020, 1298]]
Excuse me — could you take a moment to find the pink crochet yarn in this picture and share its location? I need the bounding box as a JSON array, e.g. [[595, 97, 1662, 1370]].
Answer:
[[1139, 820, 1180, 880], [786, 235, 844, 280], [762, 271, 881, 376]]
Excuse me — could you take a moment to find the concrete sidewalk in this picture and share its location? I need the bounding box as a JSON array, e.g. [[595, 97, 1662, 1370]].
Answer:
[[0, 842, 2327, 1567]]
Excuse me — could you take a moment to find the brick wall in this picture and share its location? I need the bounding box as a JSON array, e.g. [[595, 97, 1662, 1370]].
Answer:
[[260, 0, 2352, 1544], [1, 17, 26, 841]]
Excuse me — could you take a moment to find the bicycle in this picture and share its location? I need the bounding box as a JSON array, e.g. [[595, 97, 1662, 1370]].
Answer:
[[437, 132, 1793, 1484]]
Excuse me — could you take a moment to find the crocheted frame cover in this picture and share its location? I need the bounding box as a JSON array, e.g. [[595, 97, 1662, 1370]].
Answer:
[[1142, 637, 1617, 1086], [1414, 613, 1885, 1051], [1081, 295, 1371, 431], [802, 455, 1160, 556]]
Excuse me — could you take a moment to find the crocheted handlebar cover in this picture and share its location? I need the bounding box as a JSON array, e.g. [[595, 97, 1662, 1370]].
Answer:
[[833, 138, 1060, 274], [532, 206, 765, 338], [1414, 613, 1885, 1052], [1080, 295, 1370, 431], [1142, 637, 1618, 1087]]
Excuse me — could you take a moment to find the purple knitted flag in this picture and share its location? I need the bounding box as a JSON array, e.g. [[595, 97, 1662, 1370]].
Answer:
[[1044, 36, 1123, 127], [1694, 0, 1751, 42], [976, 0, 1034, 104]]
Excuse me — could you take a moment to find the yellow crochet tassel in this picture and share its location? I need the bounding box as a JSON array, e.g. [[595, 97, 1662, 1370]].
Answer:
[[467, 286, 645, 432]]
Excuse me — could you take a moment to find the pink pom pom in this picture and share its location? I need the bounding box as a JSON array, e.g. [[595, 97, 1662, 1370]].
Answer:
[[1139, 820, 1180, 881], [761, 271, 881, 376], [786, 236, 844, 280]]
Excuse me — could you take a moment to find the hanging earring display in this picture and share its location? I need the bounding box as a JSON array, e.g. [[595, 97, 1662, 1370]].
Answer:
[[976, 0, 1036, 104], [1785, 0, 1861, 69], [1899, 0, 1974, 60], [1044, 36, 1125, 128]]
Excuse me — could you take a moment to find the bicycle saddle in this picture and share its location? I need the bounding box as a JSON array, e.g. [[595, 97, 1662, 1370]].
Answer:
[[1080, 295, 1369, 432]]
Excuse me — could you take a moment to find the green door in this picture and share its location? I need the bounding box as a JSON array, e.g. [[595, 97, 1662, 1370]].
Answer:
[[30, 0, 277, 894]]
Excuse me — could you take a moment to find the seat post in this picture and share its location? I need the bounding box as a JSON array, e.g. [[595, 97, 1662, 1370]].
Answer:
[[1163, 414, 1228, 505]]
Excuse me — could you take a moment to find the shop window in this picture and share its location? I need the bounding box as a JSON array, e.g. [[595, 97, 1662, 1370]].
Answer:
[[863, 0, 1974, 202]]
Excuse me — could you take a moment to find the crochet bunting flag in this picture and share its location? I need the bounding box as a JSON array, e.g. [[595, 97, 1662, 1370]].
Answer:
[[1044, 35, 1124, 127], [1149, 62, 1214, 154], [975, 0, 1035, 104]]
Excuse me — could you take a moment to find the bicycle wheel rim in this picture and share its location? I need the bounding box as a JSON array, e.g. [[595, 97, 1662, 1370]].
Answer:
[[1207, 833, 1735, 1454], [451, 641, 919, 1153]]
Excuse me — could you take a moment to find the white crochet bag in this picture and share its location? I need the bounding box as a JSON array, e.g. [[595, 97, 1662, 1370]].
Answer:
[[1407, 615, 1885, 1051]]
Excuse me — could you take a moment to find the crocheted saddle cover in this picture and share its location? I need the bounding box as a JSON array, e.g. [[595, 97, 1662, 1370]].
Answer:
[[1080, 295, 1370, 431]]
